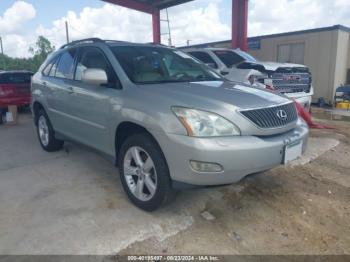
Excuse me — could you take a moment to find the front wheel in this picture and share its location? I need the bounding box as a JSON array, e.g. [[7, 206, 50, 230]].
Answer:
[[36, 109, 64, 152], [118, 133, 175, 211]]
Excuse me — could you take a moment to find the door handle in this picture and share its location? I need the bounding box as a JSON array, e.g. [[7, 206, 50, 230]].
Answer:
[[42, 81, 47, 86]]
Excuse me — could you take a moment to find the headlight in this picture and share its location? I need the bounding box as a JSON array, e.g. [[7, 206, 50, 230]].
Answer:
[[172, 107, 240, 137]]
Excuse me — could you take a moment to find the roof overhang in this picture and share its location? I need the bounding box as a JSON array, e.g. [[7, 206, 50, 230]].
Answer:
[[102, 0, 193, 13]]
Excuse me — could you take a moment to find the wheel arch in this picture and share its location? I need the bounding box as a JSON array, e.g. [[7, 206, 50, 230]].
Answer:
[[114, 121, 166, 166], [32, 101, 45, 125]]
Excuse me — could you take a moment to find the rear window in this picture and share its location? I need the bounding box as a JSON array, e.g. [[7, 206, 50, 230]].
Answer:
[[0, 73, 32, 84]]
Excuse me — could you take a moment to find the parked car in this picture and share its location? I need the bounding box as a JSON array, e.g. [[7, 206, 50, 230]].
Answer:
[[0, 70, 33, 109], [31, 38, 308, 211], [182, 48, 314, 110]]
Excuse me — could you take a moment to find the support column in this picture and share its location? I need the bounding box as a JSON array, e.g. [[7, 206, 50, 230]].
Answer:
[[231, 0, 248, 51], [152, 9, 161, 44]]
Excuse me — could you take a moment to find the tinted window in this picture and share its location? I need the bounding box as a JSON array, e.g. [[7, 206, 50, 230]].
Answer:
[[42, 56, 58, 76], [49, 57, 59, 77], [111, 46, 220, 84], [188, 51, 218, 68], [75, 47, 119, 88], [213, 50, 245, 67], [0, 73, 32, 84], [55, 49, 77, 79]]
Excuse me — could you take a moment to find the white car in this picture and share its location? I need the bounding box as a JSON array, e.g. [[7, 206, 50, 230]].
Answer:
[[183, 48, 314, 110]]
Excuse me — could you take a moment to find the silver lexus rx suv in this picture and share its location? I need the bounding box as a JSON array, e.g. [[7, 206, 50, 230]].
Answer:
[[31, 38, 308, 211]]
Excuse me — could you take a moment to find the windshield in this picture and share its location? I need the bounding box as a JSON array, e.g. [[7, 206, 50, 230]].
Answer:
[[111, 46, 221, 84], [234, 50, 257, 62]]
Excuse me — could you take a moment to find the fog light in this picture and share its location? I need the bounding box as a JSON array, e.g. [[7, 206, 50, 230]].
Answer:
[[190, 160, 223, 173]]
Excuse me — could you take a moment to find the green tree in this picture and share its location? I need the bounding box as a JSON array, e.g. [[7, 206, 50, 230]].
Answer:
[[29, 36, 55, 57], [29, 36, 55, 71], [0, 36, 55, 72]]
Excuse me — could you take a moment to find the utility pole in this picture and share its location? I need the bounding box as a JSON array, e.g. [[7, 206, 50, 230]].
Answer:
[[165, 9, 172, 46], [0, 37, 3, 55], [0, 37, 5, 70], [65, 21, 70, 44], [186, 40, 191, 46]]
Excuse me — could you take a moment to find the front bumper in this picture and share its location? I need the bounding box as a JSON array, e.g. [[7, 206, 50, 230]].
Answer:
[[284, 86, 314, 110], [154, 123, 308, 186]]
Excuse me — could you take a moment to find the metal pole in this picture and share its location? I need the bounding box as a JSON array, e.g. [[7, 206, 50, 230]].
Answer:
[[65, 21, 70, 44], [152, 9, 161, 44], [165, 9, 172, 46], [231, 0, 248, 50]]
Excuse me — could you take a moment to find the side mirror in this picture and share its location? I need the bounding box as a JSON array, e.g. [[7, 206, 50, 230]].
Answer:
[[82, 68, 108, 86], [220, 71, 229, 76]]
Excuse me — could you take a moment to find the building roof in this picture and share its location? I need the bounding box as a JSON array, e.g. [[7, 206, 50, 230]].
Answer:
[[185, 24, 350, 49]]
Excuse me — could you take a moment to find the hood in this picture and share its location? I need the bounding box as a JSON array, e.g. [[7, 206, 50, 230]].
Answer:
[[254, 61, 306, 71], [237, 61, 308, 72], [139, 80, 290, 110]]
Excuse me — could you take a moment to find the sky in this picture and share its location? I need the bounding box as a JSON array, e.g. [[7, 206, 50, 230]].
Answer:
[[0, 0, 350, 58]]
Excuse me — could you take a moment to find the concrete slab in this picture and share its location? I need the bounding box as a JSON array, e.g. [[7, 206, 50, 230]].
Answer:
[[0, 114, 193, 254]]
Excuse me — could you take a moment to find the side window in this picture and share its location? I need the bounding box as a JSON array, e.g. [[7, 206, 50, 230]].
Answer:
[[55, 49, 77, 79], [42, 56, 58, 76], [75, 47, 120, 88], [49, 57, 60, 77], [188, 51, 218, 68]]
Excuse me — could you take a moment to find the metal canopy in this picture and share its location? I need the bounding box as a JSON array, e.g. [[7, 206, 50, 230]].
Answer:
[[102, 0, 193, 13], [134, 0, 193, 10], [101, 0, 248, 50]]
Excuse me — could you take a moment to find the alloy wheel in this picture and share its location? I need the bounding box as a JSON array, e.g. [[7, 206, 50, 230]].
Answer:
[[123, 146, 157, 201]]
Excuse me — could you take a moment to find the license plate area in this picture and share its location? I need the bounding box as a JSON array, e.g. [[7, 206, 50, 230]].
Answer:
[[283, 140, 303, 164]]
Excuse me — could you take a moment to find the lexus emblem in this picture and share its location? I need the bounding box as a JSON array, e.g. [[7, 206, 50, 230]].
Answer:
[[276, 109, 287, 120]]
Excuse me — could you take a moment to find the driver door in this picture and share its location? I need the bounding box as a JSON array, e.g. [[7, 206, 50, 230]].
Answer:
[[64, 46, 119, 152]]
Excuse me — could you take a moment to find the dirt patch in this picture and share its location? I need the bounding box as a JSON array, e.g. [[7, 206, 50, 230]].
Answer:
[[119, 117, 350, 255]]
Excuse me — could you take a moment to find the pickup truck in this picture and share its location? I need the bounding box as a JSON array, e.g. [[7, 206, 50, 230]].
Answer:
[[183, 48, 314, 110]]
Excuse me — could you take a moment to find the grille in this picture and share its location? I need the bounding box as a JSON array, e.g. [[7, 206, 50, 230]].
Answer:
[[240, 103, 298, 129], [271, 72, 311, 93]]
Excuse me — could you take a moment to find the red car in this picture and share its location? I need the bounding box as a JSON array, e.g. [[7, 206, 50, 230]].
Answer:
[[0, 70, 33, 109]]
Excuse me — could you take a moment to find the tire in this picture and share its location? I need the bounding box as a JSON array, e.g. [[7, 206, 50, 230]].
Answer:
[[36, 109, 64, 152], [118, 133, 175, 211]]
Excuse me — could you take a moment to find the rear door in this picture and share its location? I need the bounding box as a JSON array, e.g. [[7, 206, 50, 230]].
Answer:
[[42, 48, 78, 132]]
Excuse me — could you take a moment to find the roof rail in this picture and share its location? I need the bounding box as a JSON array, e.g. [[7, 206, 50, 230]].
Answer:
[[60, 38, 104, 49], [145, 42, 169, 47], [104, 40, 130, 44]]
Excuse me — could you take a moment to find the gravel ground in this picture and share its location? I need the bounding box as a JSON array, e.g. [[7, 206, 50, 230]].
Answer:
[[120, 117, 350, 255]]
